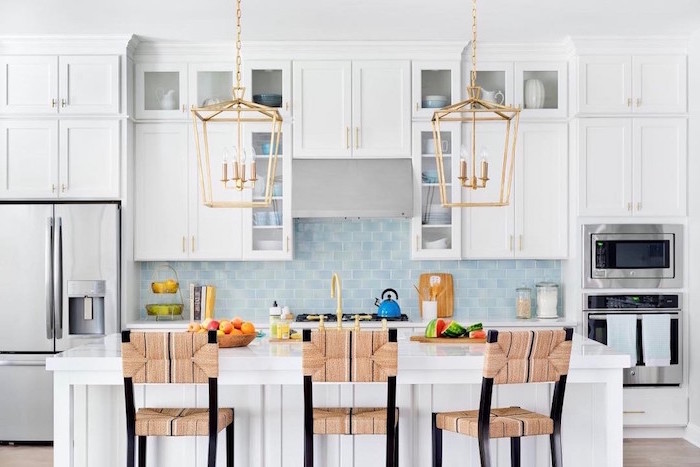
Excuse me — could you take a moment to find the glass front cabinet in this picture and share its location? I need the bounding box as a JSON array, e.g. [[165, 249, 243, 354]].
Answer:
[[242, 60, 292, 119], [411, 121, 461, 259], [411, 61, 461, 119], [242, 122, 292, 260]]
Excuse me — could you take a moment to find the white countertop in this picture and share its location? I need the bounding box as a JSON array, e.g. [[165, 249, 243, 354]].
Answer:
[[47, 331, 629, 375]]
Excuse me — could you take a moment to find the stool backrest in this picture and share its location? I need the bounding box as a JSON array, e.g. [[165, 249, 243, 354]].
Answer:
[[302, 329, 398, 383], [121, 331, 218, 383], [483, 329, 573, 385]]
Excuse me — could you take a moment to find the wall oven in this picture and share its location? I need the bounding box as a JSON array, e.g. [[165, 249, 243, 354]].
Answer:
[[583, 293, 681, 386], [583, 224, 683, 289]]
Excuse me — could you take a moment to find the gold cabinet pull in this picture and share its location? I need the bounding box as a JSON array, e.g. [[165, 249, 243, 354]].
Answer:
[[346, 127, 350, 149], [416, 102, 419, 111], [181, 104, 186, 112], [636, 202, 642, 211], [416, 235, 419, 251], [623, 411, 646, 414], [509, 235, 514, 251], [627, 202, 632, 211], [286, 235, 290, 252], [51, 184, 56, 193], [627, 98, 632, 107], [636, 98, 641, 107], [51, 98, 57, 108], [61, 184, 66, 192], [355, 127, 359, 149], [284, 101, 289, 111], [182, 236, 186, 253], [61, 99, 66, 108], [519, 235, 523, 251], [191, 236, 195, 252]]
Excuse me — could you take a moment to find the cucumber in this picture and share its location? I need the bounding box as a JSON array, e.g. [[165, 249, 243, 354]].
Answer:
[[466, 322, 483, 333], [442, 320, 467, 337]]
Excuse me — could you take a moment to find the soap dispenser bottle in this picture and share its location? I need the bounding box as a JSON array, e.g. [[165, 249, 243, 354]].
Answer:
[[269, 301, 281, 337]]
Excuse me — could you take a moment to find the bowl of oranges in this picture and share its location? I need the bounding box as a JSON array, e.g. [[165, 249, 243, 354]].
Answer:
[[187, 317, 257, 348]]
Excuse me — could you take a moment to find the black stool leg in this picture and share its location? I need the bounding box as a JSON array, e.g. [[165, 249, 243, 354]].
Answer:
[[510, 437, 521, 467], [137, 436, 146, 467], [550, 431, 563, 467], [226, 423, 234, 467], [208, 432, 217, 467], [394, 421, 399, 466], [127, 435, 135, 467], [432, 413, 442, 467], [478, 431, 491, 466]]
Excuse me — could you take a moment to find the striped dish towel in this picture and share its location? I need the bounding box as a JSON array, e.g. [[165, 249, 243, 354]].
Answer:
[[606, 314, 638, 364], [641, 314, 671, 367]]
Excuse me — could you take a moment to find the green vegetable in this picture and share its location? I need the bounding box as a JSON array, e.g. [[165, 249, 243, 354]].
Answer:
[[466, 322, 483, 332], [441, 320, 467, 337]]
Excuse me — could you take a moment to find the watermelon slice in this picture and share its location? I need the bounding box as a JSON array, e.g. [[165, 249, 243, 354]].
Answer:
[[425, 318, 449, 338], [442, 320, 467, 337], [468, 329, 487, 339]]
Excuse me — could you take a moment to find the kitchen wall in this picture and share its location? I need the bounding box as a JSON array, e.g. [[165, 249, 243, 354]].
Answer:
[[140, 218, 561, 322]]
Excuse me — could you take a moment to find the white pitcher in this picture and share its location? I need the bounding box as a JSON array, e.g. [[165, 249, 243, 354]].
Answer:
[[481, 89, 504, 105], [524, 79, 545, 109], [156, 88, 177, 110]]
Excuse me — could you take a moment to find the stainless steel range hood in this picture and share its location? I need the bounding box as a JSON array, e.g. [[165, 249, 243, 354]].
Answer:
[[292, 159, 413, 218]]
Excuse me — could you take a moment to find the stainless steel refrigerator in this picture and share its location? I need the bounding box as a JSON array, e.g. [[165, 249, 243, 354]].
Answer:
[[0, 202, 120, 443]]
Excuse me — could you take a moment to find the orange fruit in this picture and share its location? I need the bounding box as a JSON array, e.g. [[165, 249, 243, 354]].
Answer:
[[231, 328, 243, 335], [232, 317, 243, 330], [241, 322, 256, 334]]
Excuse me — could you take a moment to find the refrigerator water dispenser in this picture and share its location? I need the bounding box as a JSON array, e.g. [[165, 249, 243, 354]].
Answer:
[[68, 280, 106, 335]]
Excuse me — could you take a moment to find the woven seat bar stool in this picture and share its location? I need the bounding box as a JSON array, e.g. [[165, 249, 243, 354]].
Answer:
[[432, 328, 574, 467], [302, 328, 399, 467], [121, 330, 234, 467]]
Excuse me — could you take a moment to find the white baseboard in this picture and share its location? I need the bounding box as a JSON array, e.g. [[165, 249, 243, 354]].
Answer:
[[624, 426, 687, 438], [685, 422, 700, 447]]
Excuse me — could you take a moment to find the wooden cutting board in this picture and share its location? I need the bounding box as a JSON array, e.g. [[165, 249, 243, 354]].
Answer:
[[418, 273, 454, 318], [410, 335, 485, 344]]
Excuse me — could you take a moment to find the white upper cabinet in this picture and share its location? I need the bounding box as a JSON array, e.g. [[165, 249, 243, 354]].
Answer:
[[463, 123, 567, 258], [293, 60, 351, 158], [578, 55, 686, 114], [243, 60, 292, 119], [293, 60, 411, 158], [134, 63, 189, 120], [351, 61, 411, 158], [0, 55, 119, 115], [58, 119, 120, 199], [0, 119, 119, 200], [578, 118, 686, 217], [411, 61, 461, 119]]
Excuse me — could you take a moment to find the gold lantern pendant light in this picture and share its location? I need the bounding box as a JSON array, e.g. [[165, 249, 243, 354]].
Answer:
[[191, 0, 282, 208], [431, 0, 520, 207]]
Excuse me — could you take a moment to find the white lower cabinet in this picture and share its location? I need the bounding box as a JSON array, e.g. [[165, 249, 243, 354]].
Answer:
[[134, 122, 292, 261], [578, 118, 687, 217], [623, 387, 688, 427], [0, 119, 119, 199], [463, 123, 568, 259]]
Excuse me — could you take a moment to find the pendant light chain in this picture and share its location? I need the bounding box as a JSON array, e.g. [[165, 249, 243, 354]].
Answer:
[[470, 0, 477, 88], [235, 0, 242, 90]]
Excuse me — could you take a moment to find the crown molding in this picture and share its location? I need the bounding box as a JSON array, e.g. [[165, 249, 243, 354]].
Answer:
[[570, 36, 690, 55], [471, 40, 575, 61], [133, 40, 467, 61], [0, 35, 136, 55]]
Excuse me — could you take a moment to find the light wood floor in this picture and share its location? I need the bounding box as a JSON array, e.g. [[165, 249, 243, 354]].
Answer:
[[1, 439, 699, 466]]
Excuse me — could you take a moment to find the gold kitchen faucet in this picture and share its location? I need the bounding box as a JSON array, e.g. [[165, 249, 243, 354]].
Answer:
[[331, 273, 343, 328]]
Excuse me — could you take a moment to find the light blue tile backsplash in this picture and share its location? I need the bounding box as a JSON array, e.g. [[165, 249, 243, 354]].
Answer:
[[140, 219, 561, 322]]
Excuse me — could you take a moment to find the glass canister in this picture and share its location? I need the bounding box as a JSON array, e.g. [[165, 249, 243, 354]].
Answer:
[[536, 282, 559, 318], [515, 287, 532, 319]]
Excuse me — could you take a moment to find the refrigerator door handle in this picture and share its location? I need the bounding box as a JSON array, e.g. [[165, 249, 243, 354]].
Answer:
[[54, 217, 63, 339], [46, 217, 54, 340], [0, 360, 46, 367]]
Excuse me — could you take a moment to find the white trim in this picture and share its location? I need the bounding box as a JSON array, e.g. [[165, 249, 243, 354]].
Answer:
[[624, 426, 688, 438], [134, 40, 467, 61], [474, 41, 574, 61], [685, 422, 700, 448], [0, 35, 136, 55], [570, 36, 689, 55]]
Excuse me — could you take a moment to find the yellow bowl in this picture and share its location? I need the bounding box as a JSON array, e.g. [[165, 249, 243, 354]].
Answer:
[[146, 304, 183, 316], [218, 333, 255, 348]]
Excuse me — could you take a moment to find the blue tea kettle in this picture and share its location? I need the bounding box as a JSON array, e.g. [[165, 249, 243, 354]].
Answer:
[[374, 288, 401, 318]]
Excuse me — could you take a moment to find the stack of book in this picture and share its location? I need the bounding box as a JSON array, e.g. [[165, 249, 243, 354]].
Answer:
[[189, 284, 216, 321]]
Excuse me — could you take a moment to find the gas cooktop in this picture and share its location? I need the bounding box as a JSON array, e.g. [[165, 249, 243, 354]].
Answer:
[[295, 313, 410, 322]]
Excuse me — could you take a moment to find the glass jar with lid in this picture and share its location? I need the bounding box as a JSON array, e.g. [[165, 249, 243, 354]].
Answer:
[[535, 282, 559, 318], [515, 287, 532, 319]]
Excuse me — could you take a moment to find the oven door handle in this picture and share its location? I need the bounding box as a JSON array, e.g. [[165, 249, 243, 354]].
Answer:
[[586, 313, 679, 320]]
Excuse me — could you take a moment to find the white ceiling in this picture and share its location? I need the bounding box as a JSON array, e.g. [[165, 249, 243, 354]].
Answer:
[[1, 0, 699, 43]]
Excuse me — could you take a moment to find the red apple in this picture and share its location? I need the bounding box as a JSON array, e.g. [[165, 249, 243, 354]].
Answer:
[[220, 321, 234, 334], [207, 320, 220, 331]]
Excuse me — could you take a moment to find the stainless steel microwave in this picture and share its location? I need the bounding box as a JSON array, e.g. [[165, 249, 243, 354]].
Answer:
[[583, 224, 683, 289]]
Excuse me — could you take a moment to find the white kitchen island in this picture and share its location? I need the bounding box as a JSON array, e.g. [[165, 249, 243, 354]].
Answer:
[[47, 332, 630, 467]]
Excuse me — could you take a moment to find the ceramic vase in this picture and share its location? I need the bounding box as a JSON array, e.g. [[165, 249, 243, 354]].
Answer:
[[524, 79, 545, 109]]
